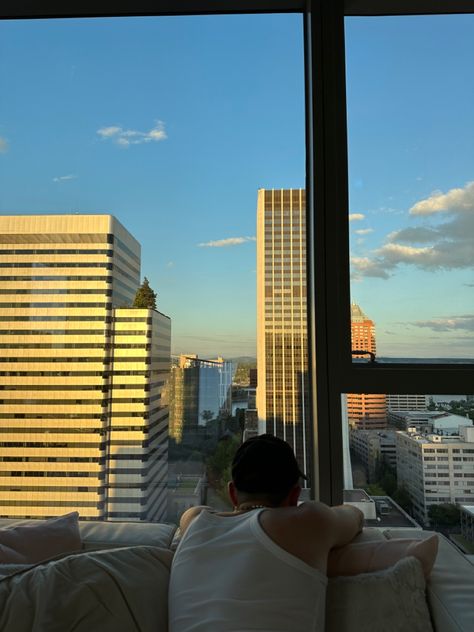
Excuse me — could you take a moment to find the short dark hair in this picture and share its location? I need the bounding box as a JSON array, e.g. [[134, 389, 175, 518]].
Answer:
[[231, 434, 306, 505]]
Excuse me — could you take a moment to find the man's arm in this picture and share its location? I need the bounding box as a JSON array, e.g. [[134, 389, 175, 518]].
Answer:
[[326, 504, 365, 548], [327, 535, 439, 579]]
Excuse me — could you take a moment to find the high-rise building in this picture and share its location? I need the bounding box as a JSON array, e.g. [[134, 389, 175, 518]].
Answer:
[[256, 188, 310, 478], [387, 394, 429, 412], [350, 429, 397, 482], [0, 215, 170, 521], [107, 307, 171, 521], [347, 303, 387, 430], [396, 426, 474, 525], [168, 355, 232, 443]]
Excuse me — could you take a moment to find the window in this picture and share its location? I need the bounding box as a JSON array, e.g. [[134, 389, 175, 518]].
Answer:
[[328, 2, 474, 522], [0, 5, 306, 522], [1, 1, 472, 528]]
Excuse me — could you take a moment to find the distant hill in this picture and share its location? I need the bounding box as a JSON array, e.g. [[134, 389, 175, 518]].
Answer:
[[229, 356, 256, 364]]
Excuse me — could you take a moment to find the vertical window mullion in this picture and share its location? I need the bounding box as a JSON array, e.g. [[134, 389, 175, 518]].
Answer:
[[307, 0, 350, 505]]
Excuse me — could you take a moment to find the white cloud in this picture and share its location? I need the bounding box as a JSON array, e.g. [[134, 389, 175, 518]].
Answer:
[[410, 181, 474, 216], [349, 213, 365, 221], [350, 256, 390, 279], [97, 126, 122, 138], [411, 315, 474, 333], [198, 236, 256, 248], [52, 174, 77, 182], [351, 180, 474, 279], [0, 137, 8, 153], [166, 261, 175, 268], [97, 121, 167, 147], [354, 228, 374, 235], [387, 226, 438, 243]]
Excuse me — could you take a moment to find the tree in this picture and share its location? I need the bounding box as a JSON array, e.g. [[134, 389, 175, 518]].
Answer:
[[428, 503, 461, 528], [374, 459, 397, 496], [132, 277, 157, 309], [392, 485, 412, 513], [206, 435, 240, 495], [365, 483, 386, 496]]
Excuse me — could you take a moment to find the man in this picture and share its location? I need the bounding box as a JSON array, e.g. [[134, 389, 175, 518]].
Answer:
[[168, 434, 364, 632], [168, 434, 437, 631]]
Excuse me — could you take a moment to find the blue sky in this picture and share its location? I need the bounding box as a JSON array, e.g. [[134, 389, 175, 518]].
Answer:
[[0, 14, 472, 359], [0, 15, 305, 357], [347, 15, 474, 359]]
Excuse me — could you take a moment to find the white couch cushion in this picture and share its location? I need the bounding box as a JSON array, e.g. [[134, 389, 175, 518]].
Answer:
[[0, 512, 81, 564], [0, 518, 177, 552], [0, 545, 171, 632], [79, 520, 176, 551]]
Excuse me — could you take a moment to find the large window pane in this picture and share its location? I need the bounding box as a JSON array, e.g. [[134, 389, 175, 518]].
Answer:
[[343, 390, 474, 533], [346, 15, 474, 362], [0, 15, 305, 522]]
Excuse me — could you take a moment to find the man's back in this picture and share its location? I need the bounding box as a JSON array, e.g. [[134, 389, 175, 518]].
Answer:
[[168, 508, 327, 632]]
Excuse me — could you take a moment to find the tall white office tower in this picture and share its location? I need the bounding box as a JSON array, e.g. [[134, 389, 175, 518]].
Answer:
[[0, 215, 170, 521]]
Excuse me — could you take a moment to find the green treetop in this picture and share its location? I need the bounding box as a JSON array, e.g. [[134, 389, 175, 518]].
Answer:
[[132, 277, 157, 309]]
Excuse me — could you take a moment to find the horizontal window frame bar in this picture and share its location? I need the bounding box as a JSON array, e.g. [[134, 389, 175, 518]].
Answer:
[[338, 364, 474, 395], [0, 1, 306, 20], [5, 2, 474, 21], [345, 0, 474, 16]]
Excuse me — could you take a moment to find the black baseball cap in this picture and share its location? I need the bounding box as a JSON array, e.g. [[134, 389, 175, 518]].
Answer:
[[231, 434, 307, 495]]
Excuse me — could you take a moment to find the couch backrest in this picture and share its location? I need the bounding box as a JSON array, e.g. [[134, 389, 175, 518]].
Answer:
[[384, 528, 474, 632], [0, 517, 177, 552]]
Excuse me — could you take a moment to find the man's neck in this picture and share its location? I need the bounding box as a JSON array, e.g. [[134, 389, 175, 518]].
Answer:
[[236, 502, 270, 512]]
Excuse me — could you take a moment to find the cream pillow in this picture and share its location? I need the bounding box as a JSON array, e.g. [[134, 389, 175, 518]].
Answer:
[[326, 556, 433, 632], [0, 512, 81, 564]]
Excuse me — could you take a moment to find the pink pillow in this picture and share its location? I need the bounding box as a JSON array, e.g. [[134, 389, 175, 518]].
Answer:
[[0, 512, 82, 564]]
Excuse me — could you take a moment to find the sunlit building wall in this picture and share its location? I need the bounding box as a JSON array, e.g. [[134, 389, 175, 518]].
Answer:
[[256, 188, 310, 478], [107, 308, 171, 521], [348, 303, 387, 430], [0, 215, 170, 521]]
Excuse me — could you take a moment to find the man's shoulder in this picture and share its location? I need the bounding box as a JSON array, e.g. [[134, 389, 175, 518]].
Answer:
[[259, 503, 337, 569], [263, 502, 335, 534], [274, 501, 334, 522]]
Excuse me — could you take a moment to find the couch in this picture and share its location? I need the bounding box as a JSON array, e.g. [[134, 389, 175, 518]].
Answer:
[[0, 518, 472, 631]]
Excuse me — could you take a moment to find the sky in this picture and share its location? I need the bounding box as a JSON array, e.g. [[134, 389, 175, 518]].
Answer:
[[0, 13, 472, 359], [346, 15, 474, 359]]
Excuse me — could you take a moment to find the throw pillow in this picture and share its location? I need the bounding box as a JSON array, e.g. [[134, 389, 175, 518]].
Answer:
[[0, 512, 81, 564], [326, 556, 433, 632]]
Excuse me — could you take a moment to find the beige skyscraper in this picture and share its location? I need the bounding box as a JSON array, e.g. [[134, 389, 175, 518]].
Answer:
[[0, 215, 170, 521], [256, 188, 310, 477]]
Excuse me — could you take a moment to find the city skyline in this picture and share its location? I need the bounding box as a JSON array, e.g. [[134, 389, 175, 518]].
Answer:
[[0, 15, 473, 358]]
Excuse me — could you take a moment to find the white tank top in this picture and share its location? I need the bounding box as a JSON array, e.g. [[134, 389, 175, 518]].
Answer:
[[168, 508, 327, 632]]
